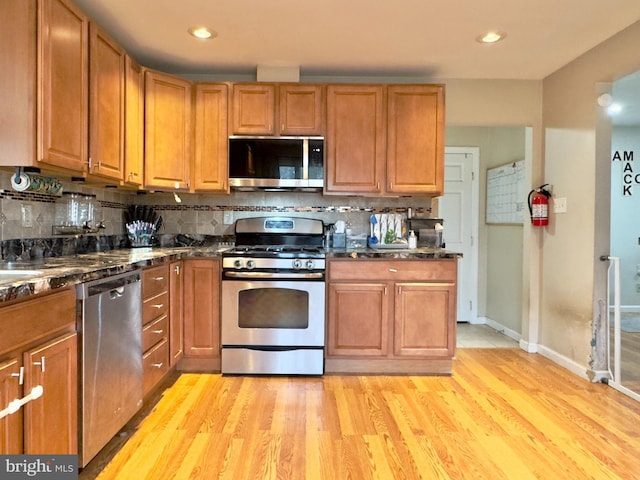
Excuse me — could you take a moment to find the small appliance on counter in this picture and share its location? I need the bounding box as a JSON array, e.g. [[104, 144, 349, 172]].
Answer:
[[407, 218, 444, 248]]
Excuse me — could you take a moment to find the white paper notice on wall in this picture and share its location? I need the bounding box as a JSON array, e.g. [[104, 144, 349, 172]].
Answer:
[[486, 160, 526, 224]]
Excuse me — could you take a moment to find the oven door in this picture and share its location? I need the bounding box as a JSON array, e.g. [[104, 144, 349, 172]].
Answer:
[[221, 279, 325, 347]]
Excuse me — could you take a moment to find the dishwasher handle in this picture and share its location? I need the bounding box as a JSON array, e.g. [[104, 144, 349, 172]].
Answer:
[[77, 271, 141, 299]]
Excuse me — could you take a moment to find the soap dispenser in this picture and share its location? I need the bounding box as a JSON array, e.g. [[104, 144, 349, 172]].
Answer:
[[408, 230, 417, 249]]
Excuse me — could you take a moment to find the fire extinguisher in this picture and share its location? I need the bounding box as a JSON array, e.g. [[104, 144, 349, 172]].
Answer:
[[528, 184, 551, 226]]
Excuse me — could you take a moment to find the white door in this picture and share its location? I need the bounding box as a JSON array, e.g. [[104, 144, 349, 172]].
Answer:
[[439, 147, 479, 323]]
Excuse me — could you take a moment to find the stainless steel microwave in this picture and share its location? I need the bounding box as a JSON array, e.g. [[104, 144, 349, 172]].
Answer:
[[228, 136, 324, 190]]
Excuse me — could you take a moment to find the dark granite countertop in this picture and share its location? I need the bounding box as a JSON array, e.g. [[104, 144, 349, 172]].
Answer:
[[0, 244, 461, 304], [0, 245, 230, 303], [327, 247, 462, 260]]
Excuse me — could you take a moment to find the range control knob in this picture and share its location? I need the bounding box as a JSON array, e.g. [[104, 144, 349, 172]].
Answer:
[[305, 260, 315, 270], [246, 260, 256, 270], [292, 259, 303, 270], [234, 259, 243, 269]]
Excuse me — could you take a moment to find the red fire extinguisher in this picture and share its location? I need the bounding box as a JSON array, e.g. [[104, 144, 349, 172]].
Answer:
[[528, 184, 551, 226]]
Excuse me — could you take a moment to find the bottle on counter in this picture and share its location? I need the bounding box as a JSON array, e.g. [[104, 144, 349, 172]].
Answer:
[[408, 230, 417, 249]]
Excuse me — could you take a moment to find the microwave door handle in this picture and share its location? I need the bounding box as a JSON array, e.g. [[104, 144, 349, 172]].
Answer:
[[302, 138, 309, 181]]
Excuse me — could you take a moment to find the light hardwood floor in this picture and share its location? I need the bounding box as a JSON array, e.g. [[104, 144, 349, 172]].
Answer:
[[81, 349, 640, 480]]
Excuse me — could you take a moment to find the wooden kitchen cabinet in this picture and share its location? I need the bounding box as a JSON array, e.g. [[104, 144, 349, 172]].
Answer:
[[325, 85, 386, 194], [326, 259, 457, 374], [231, 83, 324, 136], [142, 264, 170, 397], [0, 0, 89, 174], [144, 69, 192, 190], [194, 83, 229, 192], [386, 85, 445, 195], [182, 259, 221, 370], [123, 55, 145, 187], [231, 84, 276, 135], [88, 22, 125, 181], [0, 288, 77, 455], [327, 283, 389, 357], [278, 84, 324, 135], [169, 260, 184, 366]]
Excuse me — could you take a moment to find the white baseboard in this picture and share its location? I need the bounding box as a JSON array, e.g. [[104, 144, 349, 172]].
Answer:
[[519, 339, 538, 353], [536, 345, 590, 381], [483, 317, 522, 343]]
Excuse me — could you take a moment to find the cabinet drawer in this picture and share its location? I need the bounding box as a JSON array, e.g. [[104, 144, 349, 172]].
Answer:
[[142, 315, 168, 352], [0, 288, 76, 355], [143, 338, 169, 396], [329, 259, 457, 282], [142, 265, 169, 299], [143, 291, 168, 324]]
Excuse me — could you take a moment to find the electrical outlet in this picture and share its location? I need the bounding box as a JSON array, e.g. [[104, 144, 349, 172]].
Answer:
[[21, 204, 33, 228], [223, 211, 234, 224]]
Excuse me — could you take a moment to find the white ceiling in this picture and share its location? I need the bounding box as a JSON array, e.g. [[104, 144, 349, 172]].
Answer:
[[74, 0, 640, 124]]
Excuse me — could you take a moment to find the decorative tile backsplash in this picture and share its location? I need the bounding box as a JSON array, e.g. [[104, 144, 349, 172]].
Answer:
[[0, 170, 433, 243]]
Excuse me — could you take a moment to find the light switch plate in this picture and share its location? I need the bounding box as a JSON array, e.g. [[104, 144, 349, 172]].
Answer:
[[554, 197, 567, 214]]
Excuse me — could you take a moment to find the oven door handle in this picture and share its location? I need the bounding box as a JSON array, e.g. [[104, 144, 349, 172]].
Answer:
[[224, 271, 324, 280]]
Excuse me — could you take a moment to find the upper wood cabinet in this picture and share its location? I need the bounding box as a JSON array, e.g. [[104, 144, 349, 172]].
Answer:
[[193, 83, 229, 193], [325, 85, 386, 194], [386, 85, 445, 195], [325, 84, 445, 196], [144, 70, 192, 190], [88, 22, 125, 181], [278, 84, 324, 135], [231, 83, 324, 136], [123, 56, 144, 187], [231, 84, 275, 135], [0, 0, 89, 174]]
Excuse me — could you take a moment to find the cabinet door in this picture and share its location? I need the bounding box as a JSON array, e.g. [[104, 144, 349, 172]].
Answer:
[[169, 261, 184, 366], [124, 55, 144, 187], [39, 0, 89, 173], [89, 22, 125, 181], [393, 283, 456, 357], [231, 84, 275, 135], [0, 358, 23, 454], [144, 70, 192, 190], [278, 84, 324, 135], [386, 85, 445, 195], [183, 259, 220, 358], [325, 85, 385, 194], [327, 282, 390, 357], [194, 83, 229, 192], [23, 332, 78, 455]]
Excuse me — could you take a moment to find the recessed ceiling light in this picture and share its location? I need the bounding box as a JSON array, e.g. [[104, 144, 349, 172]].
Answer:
[[477, 31, 506, 44], [188, 27, 216, 40]]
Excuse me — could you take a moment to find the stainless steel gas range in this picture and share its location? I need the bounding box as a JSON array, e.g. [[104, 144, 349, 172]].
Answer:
[[221, 217, 326, 375]]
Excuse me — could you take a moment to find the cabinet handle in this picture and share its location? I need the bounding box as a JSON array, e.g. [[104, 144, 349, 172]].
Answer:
[[389, 182, 393, 190], [10, 366, 24, 385], [33, 356, 45, 373], [152, 329, 164, 335], [398, 286, 402, 295], [153, 303, 164, 309], [389, 268, 398, 273], [384, 286, 387, 296], [174, 265, 180, 275], [152, 363, 164, 369], [154, 276, 165, 281], [376, 182, 380, 190]]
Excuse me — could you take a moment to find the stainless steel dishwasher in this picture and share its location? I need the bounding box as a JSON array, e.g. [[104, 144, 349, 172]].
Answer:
[[77, 270, 143, 468]]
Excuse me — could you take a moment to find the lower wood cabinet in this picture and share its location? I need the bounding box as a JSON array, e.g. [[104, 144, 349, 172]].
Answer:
[[169, 260, 184, 366], [182, 258, 221, 370], [326, 259, 457, 374], [0, 288, 77, 454]]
